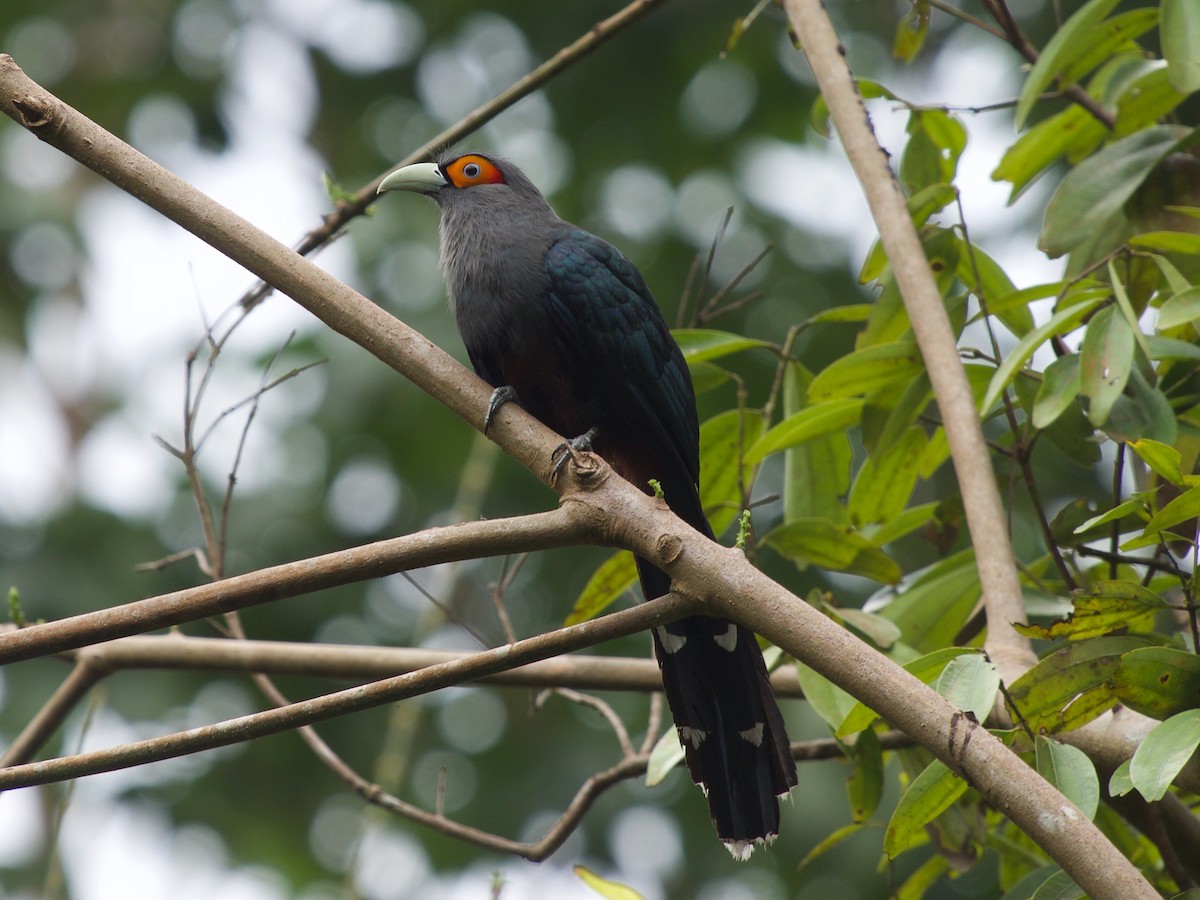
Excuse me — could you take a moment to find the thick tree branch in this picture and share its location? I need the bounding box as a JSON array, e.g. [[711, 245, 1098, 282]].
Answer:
[[0, 509, 588, 665], [0, 50, 1157, 896]]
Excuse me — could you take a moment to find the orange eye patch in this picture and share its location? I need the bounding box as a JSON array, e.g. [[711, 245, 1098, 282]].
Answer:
[[442, 155, 506, 188]]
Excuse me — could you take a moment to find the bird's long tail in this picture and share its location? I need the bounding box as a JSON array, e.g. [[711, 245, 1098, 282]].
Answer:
[[637, 552, 797, 859]]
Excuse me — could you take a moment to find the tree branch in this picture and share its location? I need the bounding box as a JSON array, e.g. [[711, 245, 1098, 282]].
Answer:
[[779, 0, 1034, 682], [0, 48, 1157, 896], [0, 53, 562, 481], [0, 592, 693, 791], [0, 508, 588, 665]]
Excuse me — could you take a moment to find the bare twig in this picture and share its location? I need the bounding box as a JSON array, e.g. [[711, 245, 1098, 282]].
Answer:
[[539, 687, 636, 757], [0, 657, 106, 766], [977, 0, 1115, 128]]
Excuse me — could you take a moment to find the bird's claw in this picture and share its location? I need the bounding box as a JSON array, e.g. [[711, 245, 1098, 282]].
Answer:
[[483, 385, 519, 434], [551, 427, 600, 481]]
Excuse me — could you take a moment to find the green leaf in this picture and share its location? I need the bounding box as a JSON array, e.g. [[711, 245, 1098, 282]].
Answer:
[[868, 500, 940, 547], [764, 519, 902, 583], [809, 342, 923, 401], [795, 659, 859, 731], [1035, 736, 1100, 820], [698, 408, 764, 536], [1113, 64, 1189, 138], [848, 426, 927, 527], [745, 397, 864, 463], [838, 647, 978, 737], [936, 653, 1000, 722], [1130, 231, 1200, 256], [822, 602, 902, 649], [810, 79, 896, 137], [688, 361, 731, 395], [564, 551, 637, 625], [1079, 305, 1134, 427], [957, 243, 1032, 336], [879, 551, 981, 652], [1005, 637, 1151, 734], [992, 105, 1107, 202], [796, 822, 871, 873], [1128, 709, 1200, 801], [807, 303, 875, 325], [1108, 759, 1135, 797], [898, 854, 952, 900], [645, 729, 684, 787], [1029, 869, 1085, 900], [982, 299, 1102, 414], [1111, 646, 1200, 719], [883, 760, 968, 858], [1072, 496, 1148, 535], [1146, 334, 1200, 362], [1144, 484, 1200, 534], [1014, 0, 1121, 130], [673, 329, 769, 364], [1040, 125, 1194, 258], [1128, 439, 1185, 485], [1101, 366, 1177, 445], [1013, 581, 1165, 641], [1058, 9, 1159, 88], [1157, 285, 1200, 331], [908, 183, 960, 228], [1163, 0, 1200, 93], [1032, 354, 1082, 429], [893, 0, 930, 63], [901, 110, 967, 193], [781, 366, 853, 524], [847, 728, 884, 822], [574, 865, 644, 900]]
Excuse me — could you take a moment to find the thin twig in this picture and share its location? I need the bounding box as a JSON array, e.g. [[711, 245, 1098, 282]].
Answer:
[[539, 688, 635, 757]]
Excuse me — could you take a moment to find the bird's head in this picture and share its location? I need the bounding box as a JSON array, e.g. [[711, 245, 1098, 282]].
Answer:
[[376, 152, 548, 212]]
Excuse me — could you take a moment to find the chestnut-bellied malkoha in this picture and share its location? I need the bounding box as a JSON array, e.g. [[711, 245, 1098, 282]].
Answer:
[[377, 152, 796, 858]]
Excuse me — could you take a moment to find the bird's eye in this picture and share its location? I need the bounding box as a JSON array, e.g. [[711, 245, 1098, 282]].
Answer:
[[463, 163, 481, 179]]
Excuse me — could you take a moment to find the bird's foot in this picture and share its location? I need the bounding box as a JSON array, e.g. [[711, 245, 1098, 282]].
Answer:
[[483, 385, 519, 434], [551, 427, 600, 482]]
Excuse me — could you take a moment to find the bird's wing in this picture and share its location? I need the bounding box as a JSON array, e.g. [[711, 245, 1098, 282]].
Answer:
[[543, 230, 700, 488]]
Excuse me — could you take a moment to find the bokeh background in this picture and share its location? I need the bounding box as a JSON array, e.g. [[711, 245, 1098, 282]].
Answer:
[[0, 0, 1069, 897]]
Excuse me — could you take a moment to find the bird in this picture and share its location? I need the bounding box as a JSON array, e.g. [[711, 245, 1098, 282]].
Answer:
[[377, 152, 796, 858]]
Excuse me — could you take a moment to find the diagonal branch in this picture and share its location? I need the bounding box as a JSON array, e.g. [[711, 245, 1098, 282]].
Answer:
[[0, 48, 1159, 896], [0, 53, 563, 481]]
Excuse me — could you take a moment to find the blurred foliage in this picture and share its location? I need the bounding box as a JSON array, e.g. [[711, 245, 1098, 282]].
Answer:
[[2, 0, 1200, 898]]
